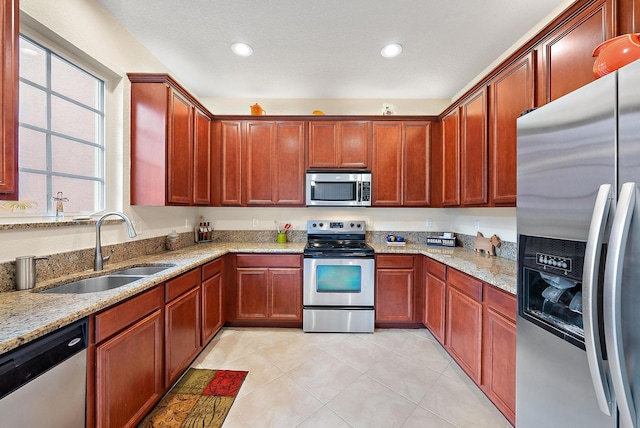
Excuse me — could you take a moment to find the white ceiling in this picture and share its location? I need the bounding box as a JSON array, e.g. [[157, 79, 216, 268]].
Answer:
[[97, 0, 570, 100]]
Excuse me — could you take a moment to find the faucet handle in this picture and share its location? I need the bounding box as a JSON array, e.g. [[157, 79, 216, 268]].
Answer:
[[102, 249, 114, 264]]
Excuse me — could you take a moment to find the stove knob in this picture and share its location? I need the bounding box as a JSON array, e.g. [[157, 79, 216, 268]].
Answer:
[[350, 223, 355, 228], [356, 224, 361, 228], [312, 223, 317, 228], [319, 223, 324, 227]]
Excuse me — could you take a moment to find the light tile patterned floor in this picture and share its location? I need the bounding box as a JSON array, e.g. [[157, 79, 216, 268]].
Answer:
[[191, 327, 513, 428]]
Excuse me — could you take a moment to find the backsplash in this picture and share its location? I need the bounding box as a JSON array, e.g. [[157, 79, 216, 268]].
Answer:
[[0, 229, 515, 292]]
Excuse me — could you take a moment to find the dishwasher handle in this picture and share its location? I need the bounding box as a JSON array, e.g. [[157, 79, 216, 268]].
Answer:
[[0, 318, 87, 400]]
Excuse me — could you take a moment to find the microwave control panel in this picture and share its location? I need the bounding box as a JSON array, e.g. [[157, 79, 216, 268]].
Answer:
[[361, 182, 371, 202]]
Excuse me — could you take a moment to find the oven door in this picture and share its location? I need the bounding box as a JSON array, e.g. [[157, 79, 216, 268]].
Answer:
[[303, 257, 374, 307]]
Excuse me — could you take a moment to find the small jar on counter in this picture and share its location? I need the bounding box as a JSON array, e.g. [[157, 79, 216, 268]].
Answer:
[[166, 230, 180, 251]]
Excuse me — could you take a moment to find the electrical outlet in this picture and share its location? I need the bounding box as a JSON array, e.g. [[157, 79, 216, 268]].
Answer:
[[252, 219, 259, 228], [474, 220, 480, 231], [132, 220, 143, 235], [367, 218, 373, 227], [185, 218, 192, 229], [426, 218, 432, 227]]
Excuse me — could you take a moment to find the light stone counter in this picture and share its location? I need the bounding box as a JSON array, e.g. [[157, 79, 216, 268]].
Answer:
[[0, 241, 515, 355]]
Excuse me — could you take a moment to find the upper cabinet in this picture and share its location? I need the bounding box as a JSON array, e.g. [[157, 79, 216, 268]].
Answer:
[[460, 87, 488, 206], [371, 121, 431, 207], [536, 0, 614, 105], [441, 109, 460, 207], [0, 0, 18, 199], [308, 121, 371, 169], [129, 74, 212, 206], [489, 53, 535, 206]]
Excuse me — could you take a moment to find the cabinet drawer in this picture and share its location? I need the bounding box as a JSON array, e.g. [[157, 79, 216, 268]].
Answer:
[[447, 268, 482, 302], [424, 257, 446, 281], [166, 268, 201, 302], [485, 284, 516, 322], [236, 254, 301, 268], [202, 257, 224, 281], [376, 254, 414, 269], [94, 286, 163, 343]]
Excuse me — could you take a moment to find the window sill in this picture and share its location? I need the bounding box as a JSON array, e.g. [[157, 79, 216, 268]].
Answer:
[[0, 217, 123, 231]]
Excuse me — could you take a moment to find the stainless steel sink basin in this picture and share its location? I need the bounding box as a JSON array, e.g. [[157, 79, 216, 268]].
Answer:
[[111, 264, 174, 276], [42, 275, 144, 294]]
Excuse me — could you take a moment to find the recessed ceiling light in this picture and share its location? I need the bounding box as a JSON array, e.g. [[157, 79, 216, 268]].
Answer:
[[231, 42, 253, 57], [381, 43, 403, 58]]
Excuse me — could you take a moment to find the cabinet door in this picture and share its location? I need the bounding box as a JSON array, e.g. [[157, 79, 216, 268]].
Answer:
[[446, 286, 483, 384], [372, 122, 403, 206], [537, 0, 614, 104], [484, 308, 516, 424], [403, 122, 431, 206], [220, 121, 243, 205], [245, 121, 274, 204], [273, 122, 305, 205], [167, 89, 194, 204], [441, 109, 460, 206], [202, 270, 223, 344], [376, 268, 414, 322], [308, 121, 339, 168], [424, 272, 446, 344], [193, 108, 211, 205], [236, 268, 269, 319], [269, 268, 302, 320], [95, 310, 163, 428], [339, 121, 370, 168], [461, 88, 488, 206], [165, 287, 201, 386], [489, 52, 534, 206], [0, 0, 17, 198]]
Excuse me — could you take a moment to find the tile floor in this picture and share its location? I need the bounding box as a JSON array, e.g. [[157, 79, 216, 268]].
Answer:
[[191, 327, 513, 428]]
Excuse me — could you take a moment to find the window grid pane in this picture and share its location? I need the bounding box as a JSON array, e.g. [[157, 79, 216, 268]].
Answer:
[[17, 35, 105, 215]]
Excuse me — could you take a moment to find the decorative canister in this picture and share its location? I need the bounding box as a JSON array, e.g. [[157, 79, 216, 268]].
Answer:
[[166, 230, 180, 251]]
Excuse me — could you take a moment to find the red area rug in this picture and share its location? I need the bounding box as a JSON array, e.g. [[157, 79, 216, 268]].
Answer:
[[138, 368, 248, 427]]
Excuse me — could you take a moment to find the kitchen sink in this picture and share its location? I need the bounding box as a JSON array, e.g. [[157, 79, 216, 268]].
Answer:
[[41, 275, 145, 294], [111, 264, 174, 276]]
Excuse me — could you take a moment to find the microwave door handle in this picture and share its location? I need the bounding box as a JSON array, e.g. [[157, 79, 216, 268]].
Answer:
[[357, 181, 362, 203], [604, 181, 637, 428], [583, 183, 614, 416]]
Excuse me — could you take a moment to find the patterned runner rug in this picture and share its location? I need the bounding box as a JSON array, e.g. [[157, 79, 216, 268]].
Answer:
[[138, 368, 248, 428]]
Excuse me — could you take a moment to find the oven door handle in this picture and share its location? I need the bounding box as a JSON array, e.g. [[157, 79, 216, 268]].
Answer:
[[583, 183, 614, 416], [604, 181, 637, 428]]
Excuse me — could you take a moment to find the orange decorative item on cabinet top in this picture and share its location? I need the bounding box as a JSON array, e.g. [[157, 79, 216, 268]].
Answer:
[[250, 103, 266, 115], [592, 34, 640, 78]]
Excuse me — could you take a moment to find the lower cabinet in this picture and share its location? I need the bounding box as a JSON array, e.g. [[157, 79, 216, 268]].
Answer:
[[202, 258, 224, 344], [230, 254, 302, 323], [423, 257, 446, 344], [445, 268, 483, 384], [164, 268, 202, 386], [375, 254, 421, 323], [93, 287, 164, 428], [422, 257, 516, 425], [482, 285, 516, 425]]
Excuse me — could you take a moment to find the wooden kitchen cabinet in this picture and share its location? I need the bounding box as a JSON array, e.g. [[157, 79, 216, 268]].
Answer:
[[233, 254, 302, 323], [0, 0, 18, 199], [482, 285, 517, 426], [423, 257, 447, 345], [129, 74, 212, 206], [441, 109, 460, 206], [460, 88, 488, 206], [375, 254, 423, 324], [308, 121, 371, 169], [201, 258, 224, 344], [371, 121, 431, 206], [245, 121, 305, 205], [164, 268, 202, 386], [217, 120, 243, 206], [536, 0, 614, 105], [445, 268, 483, 384], [488, 52, 535, 206], [93, 287, 164, 428]]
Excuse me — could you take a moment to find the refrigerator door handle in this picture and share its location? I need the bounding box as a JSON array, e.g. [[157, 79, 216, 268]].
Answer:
[[583, 183, 614, 416], [604, 181, 637, 428]]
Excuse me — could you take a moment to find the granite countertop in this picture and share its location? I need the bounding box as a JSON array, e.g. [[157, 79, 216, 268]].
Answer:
[[0, 241, 515, 355]]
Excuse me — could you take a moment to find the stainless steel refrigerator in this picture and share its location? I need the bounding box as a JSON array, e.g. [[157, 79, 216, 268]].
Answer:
[[516, 58, 640, 428]]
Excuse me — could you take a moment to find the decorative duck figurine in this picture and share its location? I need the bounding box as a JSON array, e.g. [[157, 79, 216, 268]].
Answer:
[[592, 33, 640, 78], [250, 103, 266, 115]]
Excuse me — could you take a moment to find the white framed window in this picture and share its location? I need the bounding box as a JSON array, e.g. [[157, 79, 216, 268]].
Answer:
[[13, 34, 105, 216]]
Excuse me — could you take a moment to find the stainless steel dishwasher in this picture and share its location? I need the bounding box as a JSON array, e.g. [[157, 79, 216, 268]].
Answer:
[[0, 318, 88, 427]]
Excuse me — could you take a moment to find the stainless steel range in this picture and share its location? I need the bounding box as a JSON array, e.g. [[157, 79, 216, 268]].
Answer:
[[303, 220, 375, 333]]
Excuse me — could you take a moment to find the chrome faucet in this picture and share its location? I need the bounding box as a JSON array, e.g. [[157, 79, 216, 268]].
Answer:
[[94, 211, 137, 271]]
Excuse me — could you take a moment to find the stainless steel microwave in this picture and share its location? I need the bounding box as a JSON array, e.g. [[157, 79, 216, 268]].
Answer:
[[306, 170, 371, 207]]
